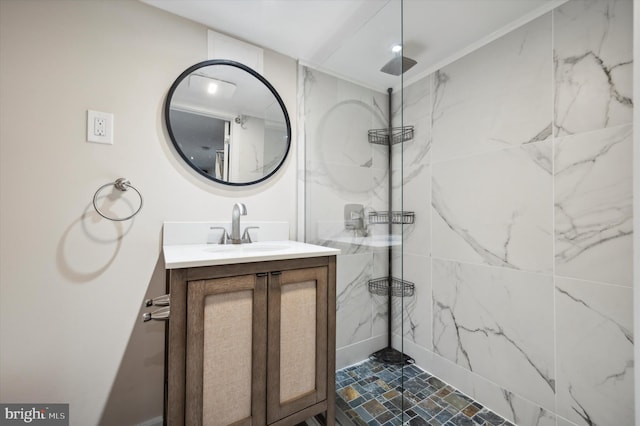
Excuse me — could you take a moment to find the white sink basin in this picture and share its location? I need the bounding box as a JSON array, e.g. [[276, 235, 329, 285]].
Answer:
[[163, 240, 340, 269], [203, 242, 292, 253]]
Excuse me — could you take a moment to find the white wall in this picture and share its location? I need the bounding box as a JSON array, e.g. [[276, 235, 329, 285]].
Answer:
[[0, 1, 297, 425]]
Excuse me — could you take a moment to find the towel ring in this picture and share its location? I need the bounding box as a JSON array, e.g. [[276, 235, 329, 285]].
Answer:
[[93, 178, 143, 221]]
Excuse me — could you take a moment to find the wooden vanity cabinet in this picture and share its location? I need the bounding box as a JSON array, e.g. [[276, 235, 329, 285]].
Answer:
[[165, 256, 336, 426]]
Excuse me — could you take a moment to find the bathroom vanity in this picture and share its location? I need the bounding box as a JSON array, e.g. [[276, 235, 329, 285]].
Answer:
[[158, 224, 339, 426]]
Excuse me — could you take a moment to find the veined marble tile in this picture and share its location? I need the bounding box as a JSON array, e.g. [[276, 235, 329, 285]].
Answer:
[[401, 163, 430, 257], [306, 98, 377, 167], [303, 67, 387, 227], [336, 254, 374, 349], [554, 125, 633, 286], [305, 161, 377, 249], [304, 160, 373, 204], [303, 67, 387, 168], [423, 349, 557, 426], [555, 277, 634, 426], [390, 286, 416, 341], [432, 13, 552, 162], [371, 250, 389, 337], [370, 165, 390, 220], [432, 259, 555, 410], [432, 142, 553, 273], [393, 75, 432, 167], [554, 0, 633, 136], [493, 390, 556, 426], [391, 253, 431, 350], [556, 417, 579, 426], [390, 79, 432, 259]]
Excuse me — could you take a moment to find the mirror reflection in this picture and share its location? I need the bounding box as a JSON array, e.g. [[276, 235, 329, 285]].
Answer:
[[165, 60, 291, 186]]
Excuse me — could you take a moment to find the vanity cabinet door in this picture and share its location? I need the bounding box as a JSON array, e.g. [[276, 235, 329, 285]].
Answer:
[[168, 256, 336, 426], [266, 267, 328, 424], [185, 274, 268, 426]]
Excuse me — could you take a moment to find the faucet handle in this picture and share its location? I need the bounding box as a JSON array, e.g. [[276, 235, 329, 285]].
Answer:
[[210, 226, 230, 244], [241, 226, 260, 243]]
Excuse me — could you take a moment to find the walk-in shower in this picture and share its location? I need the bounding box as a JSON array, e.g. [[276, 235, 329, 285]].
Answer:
[[302, 63, 515, 425], [302, 0, 420, 422], [304, 0, 634, 424]]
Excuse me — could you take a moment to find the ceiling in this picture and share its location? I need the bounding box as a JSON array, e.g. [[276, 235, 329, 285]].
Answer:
[[141, 0, 562, 92]]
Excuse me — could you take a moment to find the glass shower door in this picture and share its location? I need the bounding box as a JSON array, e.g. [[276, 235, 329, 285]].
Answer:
[[300, 0, 411, 423]]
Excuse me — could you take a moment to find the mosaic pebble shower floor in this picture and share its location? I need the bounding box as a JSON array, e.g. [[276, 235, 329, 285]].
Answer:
[[336, 359, 515, 426]]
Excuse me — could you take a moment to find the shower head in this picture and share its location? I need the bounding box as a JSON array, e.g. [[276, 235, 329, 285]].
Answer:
[[380, 55, 417, 76]]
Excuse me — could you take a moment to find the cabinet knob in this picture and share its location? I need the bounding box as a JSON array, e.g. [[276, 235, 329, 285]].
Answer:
[[142, 306, 170, 322], [145, 294, 170, 307]]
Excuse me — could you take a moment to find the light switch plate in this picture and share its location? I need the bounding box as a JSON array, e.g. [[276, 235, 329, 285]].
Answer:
[[87, 110, 113, 144]]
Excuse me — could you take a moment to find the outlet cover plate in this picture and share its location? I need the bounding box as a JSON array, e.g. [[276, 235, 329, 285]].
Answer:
[[87, 110, 113, 144]]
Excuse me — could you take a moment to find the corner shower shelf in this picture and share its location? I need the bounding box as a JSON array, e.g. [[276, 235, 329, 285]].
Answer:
[[369, 210, 415, 225], [367, 126, 414, 145], [366, 89, 415, 366], [368, 277, 415, 298]]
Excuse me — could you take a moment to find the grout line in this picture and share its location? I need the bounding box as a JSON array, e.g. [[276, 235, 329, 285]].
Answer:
[[429, 137, 551, 166], [553, 273, 634, 290], [554, 121, 634, 141], [427, 120, 633, 168], [551, 7, 559, 423], [429, 255, 554, 277], [428, 71, 435, 357]]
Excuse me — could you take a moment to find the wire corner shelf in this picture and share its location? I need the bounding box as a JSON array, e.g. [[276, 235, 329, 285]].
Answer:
[[369, 211, 415, 225], [368, 277, 415, 298], [367, 126, 414, 145]]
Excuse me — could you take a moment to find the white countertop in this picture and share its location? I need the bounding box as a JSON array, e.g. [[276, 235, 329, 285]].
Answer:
[[163, 240, 340, 269]]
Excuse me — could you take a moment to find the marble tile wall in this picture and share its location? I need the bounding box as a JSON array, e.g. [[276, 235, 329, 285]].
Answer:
[[555, 277, 634, 425], [301, 66, 395, 367], [551, 3, 635, 421], [399, 1, 634, 425], [553, 0, 633, 136], [303, 0, 633, 422]]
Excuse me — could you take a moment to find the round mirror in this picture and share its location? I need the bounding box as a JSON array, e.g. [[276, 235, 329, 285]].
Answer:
[[165, 60, 291, 186]]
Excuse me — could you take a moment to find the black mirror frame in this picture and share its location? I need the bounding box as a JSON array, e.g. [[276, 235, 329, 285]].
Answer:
[[164, 59, 292, 186]]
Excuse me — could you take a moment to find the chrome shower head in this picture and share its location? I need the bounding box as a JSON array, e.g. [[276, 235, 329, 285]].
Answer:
[[380, 55, 417, 76]]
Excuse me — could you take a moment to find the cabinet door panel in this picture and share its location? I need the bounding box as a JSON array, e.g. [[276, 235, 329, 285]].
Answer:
[[186, 275, 267, 426], [267, 267, 328, 423], [280, 280, 317, 402]]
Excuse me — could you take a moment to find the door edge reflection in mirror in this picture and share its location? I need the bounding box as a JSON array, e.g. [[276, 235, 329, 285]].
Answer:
[[164, 59, 291, 186]]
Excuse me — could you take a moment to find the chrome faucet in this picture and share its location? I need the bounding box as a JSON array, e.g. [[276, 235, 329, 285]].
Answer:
[[230, 203, 247, 244]]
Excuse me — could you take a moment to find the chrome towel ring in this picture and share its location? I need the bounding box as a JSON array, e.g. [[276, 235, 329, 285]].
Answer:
[[93, 178, 143, 221]]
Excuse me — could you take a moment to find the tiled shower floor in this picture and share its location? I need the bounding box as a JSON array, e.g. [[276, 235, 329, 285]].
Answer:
[[336, 359, 515, 426]]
